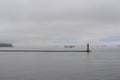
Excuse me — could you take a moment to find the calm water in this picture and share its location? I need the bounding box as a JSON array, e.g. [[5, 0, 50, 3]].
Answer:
[[0, 48, 120, 80]]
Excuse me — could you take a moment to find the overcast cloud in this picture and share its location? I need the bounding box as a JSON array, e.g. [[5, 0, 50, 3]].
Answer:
[[0, 0, 120, 47]]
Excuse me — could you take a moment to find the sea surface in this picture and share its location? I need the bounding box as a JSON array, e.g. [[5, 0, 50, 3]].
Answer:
[[0, 47, 120, 80]]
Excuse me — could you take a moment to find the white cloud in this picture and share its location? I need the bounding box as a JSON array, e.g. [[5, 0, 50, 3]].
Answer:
[[0, 0, 120, 47]]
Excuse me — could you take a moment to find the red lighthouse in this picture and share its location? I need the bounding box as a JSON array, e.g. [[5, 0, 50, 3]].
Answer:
[[86, 43, 91, 52]]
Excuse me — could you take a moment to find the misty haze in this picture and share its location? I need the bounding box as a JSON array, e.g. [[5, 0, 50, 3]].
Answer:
[[0, 0, 120, 80]]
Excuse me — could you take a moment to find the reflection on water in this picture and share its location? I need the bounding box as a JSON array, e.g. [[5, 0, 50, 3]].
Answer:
[[0, 48, 120, 80]]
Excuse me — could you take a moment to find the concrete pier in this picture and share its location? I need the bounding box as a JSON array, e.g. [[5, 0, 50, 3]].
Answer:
[[0, 50, 91, 52]]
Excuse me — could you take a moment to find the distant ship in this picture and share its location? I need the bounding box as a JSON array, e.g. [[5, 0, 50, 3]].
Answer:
[[64, 45, 75, 48], [0, 43, 13, 47]]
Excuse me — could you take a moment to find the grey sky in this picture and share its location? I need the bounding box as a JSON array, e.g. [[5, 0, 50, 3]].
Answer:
[[0, 0, 120, 46]]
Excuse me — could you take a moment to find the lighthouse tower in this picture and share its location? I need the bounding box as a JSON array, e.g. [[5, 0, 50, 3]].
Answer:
[[86, 43, 91, 52]]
